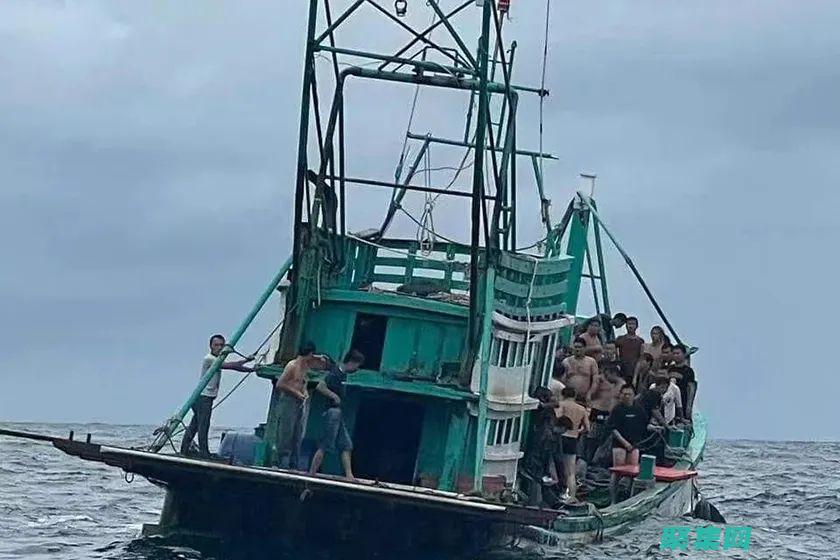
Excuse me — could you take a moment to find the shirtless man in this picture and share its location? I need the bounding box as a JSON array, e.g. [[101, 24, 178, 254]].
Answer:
[[579, 320, 604, 360], [554, 387, 590, 501], [589, 366, 625, 425], [561, 338, 600, 403], [275, 341, 329, 469], [584, 365, 624, 462]]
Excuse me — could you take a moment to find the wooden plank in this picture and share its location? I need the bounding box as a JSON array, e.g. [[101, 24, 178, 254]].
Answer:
[[405, 244, 417, 283], [380, 238, 472, 255], [322, 288, 470, 318], [494, 275, 569, 299], [493, 299, 568, 319], [375, 257, 467, 272], [444, 245, 456, 290], [498, 252, 572, 275], [439, 405, 469, 491]]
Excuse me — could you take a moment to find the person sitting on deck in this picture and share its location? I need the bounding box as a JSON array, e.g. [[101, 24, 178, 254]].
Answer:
[[275, 341, 329, 470], [560, 338, 599, 403], [579, 319, 604, 360], [607, 385, 649, 503], [180, 334, 254, 457], [615, 316, 645, 382], [668, 344, 697, 421], [309, 349, 365, 480], [632, 353, 655, 393], [643, 325, 670, 368], [552, 387, 590, 502], [635, 376, 669, 426], [651, 374, 683, 425]]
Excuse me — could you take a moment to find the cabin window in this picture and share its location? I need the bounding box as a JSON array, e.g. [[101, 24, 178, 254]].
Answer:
[[486, 417, 523, 447], [350, 313, 388, 370], [491, 331, 546, 370]]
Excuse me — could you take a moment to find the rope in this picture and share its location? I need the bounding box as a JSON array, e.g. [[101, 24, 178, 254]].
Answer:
[[395, 83, 422, 183], [394, 7, 436, 184], [538, 0, 551, 211], [413, 160, 474, 174], [417, 146, 437, 255], [348, 231, 456, 263], [399, 207, 462, 246]]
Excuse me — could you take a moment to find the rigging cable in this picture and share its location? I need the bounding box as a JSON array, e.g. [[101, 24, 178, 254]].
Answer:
[[417, 145, 437, 255], [538, 0, 551, 225]]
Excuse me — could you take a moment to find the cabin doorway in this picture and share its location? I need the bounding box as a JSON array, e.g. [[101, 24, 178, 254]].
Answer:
[[352, 395, 424, 485], [350, 313, 387, 370]]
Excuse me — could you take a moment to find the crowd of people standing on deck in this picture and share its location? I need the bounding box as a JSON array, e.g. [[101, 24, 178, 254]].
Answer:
[[528, 313, 697, 504]]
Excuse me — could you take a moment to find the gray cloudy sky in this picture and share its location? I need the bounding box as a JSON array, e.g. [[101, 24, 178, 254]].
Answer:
[[1, 1, 838, 441]]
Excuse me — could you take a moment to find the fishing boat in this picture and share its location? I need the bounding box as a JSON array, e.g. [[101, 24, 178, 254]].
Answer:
[[1, 0, 709, 555]]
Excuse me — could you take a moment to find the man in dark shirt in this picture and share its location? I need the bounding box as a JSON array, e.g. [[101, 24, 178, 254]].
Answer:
[[606, 385, 649, 503], [615, 316, 645, 381], [309, 349, 365, 479], [669, 344, 697, 419]]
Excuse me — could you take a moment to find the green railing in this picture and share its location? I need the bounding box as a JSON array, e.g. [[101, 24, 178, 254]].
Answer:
[[326, 236, 473, 292], [493, 252, 573, 319], [320, 233, 574, 319]]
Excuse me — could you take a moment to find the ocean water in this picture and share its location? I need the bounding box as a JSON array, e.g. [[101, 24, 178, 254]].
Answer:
[[1, 422, 838, 560]]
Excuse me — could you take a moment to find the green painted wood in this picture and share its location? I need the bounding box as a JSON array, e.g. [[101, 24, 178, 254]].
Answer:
[[498, 252, 572, 275], [369, 273, 469, 291], [444, 245, 456, 290], [374, 256, 468, 272], [473, 267, 496, 491], [563, 204, 590, 316], [493, 299, 567, 318], [404, 244, 417, 283], [380, 316, 466, 378], [415, 405, 450, 483], [380, 238, 473, 255], [321, 288, 469, 318], [439, 404, 470, 491], [494, 275, 568, 298], [638, 455, 655, 481], [321, 370, 476, 401]]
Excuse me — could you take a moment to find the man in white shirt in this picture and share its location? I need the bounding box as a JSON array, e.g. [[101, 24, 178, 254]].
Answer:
[[180, 334, 254, 456], [650, 376, 683, 424]]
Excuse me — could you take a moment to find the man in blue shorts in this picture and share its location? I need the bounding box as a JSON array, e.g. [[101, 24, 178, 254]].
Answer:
[[308, 349, 365, 480]]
